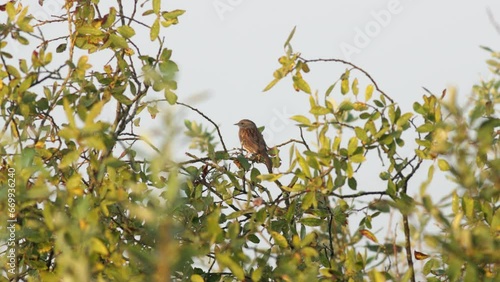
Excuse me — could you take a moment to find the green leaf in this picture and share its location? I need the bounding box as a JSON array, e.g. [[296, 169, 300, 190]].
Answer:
[[296, 149, 311, 178], [284, 26, 296, 49], [164, 88, 177, 105], [417, 123, 435, 133], [77, 25, 103, 35], [301, 191, 316, 210], [350, 154, 365, 163], [263, 78, 280, 92], [348, 177, 357, 189], [150, 18, 160, 40], [341, 79, 349, 94], [190, 274, 204, 282], [117, 25, 136, 39], [397, 112, 413, 128], [325, 81, 338, 96], [112, 92, 133, 105], [423, 259, 440, 275], [102, 7, 117, 28], [159, 60, 179, 77], [6, 65, 20, 78], [338, 101, 354, 111], [388, 105, 396, 124], [56, 43, 67, 53], [90, 238, 109, 255], [300, 217, 323, 227], [354, 127, 369, 143], [162, 9, 185, 20], [352, 78, 359, 96], [153, 0, 161, 13], [373, 100, 384, 107], [293, 75, 312, 94], [6, 2, 15, 21], [413, 102, 425, 114], [257, 173, 282, 182], [271, 231, 289, 248], [379, 171, 390, 180], [463, 195, 474, 220], [452, 191, 459, 214], [310, 106, 330, 116], [437, 159, 450, 171], [216, 253, 245, 280], [109, 34, 129, 49], [347, 137, 358, 156], [59, 151, 80, 169], [346, 161, 353, 178], [290, 115, 311, 125]]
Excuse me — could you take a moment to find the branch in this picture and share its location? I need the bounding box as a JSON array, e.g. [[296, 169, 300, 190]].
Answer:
[[274, 138, 308, 149], [299, 57, 394, 104], [399, 158, 422, 282], [331, 190, 386, 199], [402, 215, 415, 282], [299, 127, 311, 151]]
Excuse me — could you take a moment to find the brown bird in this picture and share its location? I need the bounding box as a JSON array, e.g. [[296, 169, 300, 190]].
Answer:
[[235, 119, 273, 173]]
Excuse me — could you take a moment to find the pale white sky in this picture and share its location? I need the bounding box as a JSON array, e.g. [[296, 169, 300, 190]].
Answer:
[[162, 0, 499, 150], [163, 0, 500, 194]]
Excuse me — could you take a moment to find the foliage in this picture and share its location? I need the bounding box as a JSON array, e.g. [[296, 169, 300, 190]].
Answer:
[[0, 2, 498, 282], [0, 1, 184, 281]]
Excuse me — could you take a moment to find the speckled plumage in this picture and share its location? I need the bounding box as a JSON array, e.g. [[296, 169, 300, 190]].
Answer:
[[235, 119, 272, 173]]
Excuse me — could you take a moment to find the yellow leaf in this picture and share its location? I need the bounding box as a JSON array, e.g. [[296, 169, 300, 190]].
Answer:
[[341, 79, 349, 94], [293, 75, 312, 94], [263, 78, 280, 92], [437, 159, 450, 171], [271, 231, 289, 248], [365, 84, 374, 101], [414, 250, 430, 260], [352, 78, 359, 95], [150, 18, 159, 41], [190, 274, 204, 282], [35, 141, 45, 148], [360, 229, 378, 243]]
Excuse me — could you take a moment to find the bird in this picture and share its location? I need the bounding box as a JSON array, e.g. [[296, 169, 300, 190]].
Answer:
[[235, 119, 273, 173]]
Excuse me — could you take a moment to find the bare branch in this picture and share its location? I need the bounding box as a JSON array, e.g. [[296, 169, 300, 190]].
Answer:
[[299, 57, 394, 104]]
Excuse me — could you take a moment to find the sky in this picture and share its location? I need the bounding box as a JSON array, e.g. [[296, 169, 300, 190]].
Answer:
[[161, 0, 500, 194], [162, 0, 500, 150]]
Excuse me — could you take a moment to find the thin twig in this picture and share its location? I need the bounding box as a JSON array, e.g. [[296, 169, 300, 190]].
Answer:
[[299, 127, 311, 151], [402, 215, 415, 282], [331, 190, 386, 199], [176, 102, 228, 152], [274, 138, 307, 149], [299, 57, 394, 104]]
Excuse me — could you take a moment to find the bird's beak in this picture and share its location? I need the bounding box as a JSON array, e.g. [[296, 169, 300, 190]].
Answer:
[[234, 123, 238, 126]]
